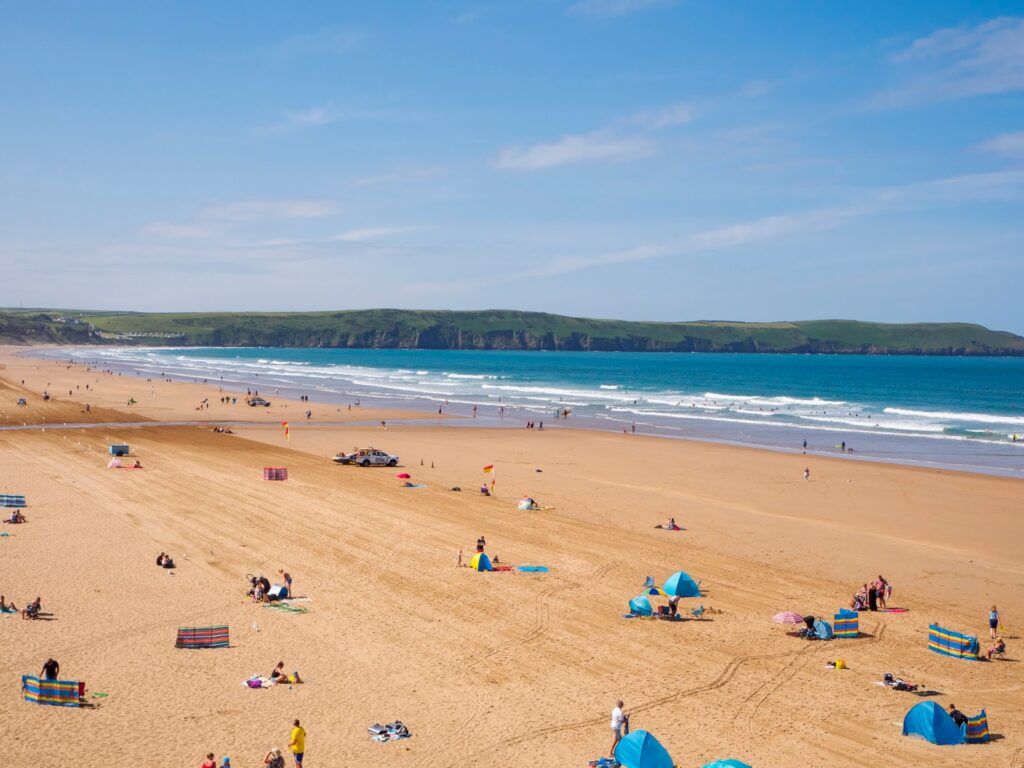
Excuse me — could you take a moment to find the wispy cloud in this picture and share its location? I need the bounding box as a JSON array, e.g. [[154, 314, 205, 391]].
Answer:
[[496, 132, 654, 170], [141, 222, 216, 239], [567, 0, 677, 18], [875, 16, 1024, 106], [976, 130, 1024, 156], [495, 102, 693, 171], [273, 28, 363, 58], [408, 169, 1024, 292], [202, 199, 343, 222], [630, 102, 693, 128], [257, 103, 425, 135]]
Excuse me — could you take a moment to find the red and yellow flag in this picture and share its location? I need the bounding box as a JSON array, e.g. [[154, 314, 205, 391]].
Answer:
[[282, 421, 290, 441]]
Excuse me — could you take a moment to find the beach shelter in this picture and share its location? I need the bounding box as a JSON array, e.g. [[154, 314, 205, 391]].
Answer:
[[628, 596, 653, 617], [902, 701, 966, 745], [108, 444, 129, 456], [613, 730, 673, 768], [813, 619, 834, 640], [702, 761, 753, 768], [966, 710, 990, 743], [662, 571, 701, 598], [928, 623, 980, 660], [0, 494, 27, 508], [21, 675, 85, 707], [175, 625, 230, 649], [469, 552, 493, 571], [834, 609, 859, 638]]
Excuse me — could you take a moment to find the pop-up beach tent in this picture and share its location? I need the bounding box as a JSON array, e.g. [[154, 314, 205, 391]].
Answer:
[[628, 596, 653, 617], [812, 618, 834, 640], [903, 701, 965, 745], [662, 571, 701, 597], [469, 552, 493, 571], [702, 761, 753, 768], [613, 730, 673, 768]]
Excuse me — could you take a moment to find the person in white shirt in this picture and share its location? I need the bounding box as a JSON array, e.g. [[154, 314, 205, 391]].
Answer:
[[610, 700, 628, 756]]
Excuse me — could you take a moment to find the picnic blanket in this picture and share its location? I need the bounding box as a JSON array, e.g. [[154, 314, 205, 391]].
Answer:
[[176, 625, 230, 649], [367, 721, 411, 742], [22, 675, 85, 707], [263, 603, 309, 614]]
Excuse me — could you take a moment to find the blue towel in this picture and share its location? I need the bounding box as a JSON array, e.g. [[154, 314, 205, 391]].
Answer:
[[516, 565, 549, 573]]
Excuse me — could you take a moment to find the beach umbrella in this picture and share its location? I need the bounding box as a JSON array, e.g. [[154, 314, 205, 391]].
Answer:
[[702, 761, 752, 768], [639, 587, 665, 597], [628, 596, 653, 617], [662, 571, 701, 597], [772, 611, 804, 624], [396, 472, 412, 479]]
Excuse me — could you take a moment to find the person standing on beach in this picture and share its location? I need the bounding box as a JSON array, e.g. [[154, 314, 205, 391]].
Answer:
[[41, 658, 59, 680], [803, 467, 810, 480], [289, 719, 306, 766], [610, 700, 628, 757], [279, 569, 293, 598], [990, 605, 1000, 638], [802, 439, 807, 453]]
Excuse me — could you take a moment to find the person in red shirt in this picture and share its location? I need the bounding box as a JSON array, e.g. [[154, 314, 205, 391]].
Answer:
[[201, 753, 216, 768]]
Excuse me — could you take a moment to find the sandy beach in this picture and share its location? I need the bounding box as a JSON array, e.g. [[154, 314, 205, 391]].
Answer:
[[1, 349, 1021, 767]]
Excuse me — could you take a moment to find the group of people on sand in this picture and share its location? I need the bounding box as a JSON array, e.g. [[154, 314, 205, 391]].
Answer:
[[247, 570, 294, 602], [156, 552, 176, 569], [849, 575, 890, 611], [3, 594, 42, 619], [202, 719, 305, 768], [4, 510, 27, 524]]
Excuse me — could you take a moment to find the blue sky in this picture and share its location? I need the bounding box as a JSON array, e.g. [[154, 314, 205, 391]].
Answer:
[[2, 1, 1023, 331]]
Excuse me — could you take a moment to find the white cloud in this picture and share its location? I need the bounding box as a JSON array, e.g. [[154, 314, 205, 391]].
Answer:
[[878, 16, 1024, 105], [274, 28, 362, 58], [285, 106, 334, 128], [496, 132, 654, 170], [567, 0, 677, 18], [141, 222, 215, 239], [332, 227, 407, 242], [976, 130, 1024, 156], [631, 102, 694, 129], [202, 200, 343, 222]]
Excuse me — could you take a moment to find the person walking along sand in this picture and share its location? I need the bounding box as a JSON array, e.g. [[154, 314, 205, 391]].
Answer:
[[610, 699, 628, 756]]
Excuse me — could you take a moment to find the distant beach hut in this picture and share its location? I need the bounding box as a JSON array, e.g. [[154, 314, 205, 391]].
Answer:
[[21, 675, 86, 707], [903, 701, 965, 745], [614, 730, 673, 768], [262, 467, 288, 481], [928, 623, 980, 660], [469, 552, 493, 571], [628, 596, 653, 617], [662, 571, 701, 598]]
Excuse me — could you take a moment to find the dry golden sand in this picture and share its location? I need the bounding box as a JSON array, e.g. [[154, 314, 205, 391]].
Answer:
[[1, 350, 1021, 767]]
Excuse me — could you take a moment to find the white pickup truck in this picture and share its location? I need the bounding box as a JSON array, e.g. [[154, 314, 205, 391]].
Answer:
[[333, 448, 399, 467]]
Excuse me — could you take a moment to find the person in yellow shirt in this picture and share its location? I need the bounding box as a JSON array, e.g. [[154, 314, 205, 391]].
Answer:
[[288, 719, 306, 766]]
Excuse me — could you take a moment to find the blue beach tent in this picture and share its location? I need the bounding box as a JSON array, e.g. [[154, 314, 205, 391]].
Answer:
[[614, 730, 674, 768], [903, 701, 966, 745], [702, 761, 753, 768], [813, 619, 834, 640], [628, 596, 653, 617], [662, 571, 701, 598]]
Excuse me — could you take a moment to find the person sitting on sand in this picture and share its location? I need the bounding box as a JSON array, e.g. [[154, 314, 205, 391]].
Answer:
[[162, 554, 175, 569], [5, 510, 27, 524], [22, 596, 41, 620], [987, 638, 1003, 663], [0, 595, 17, 613], [157, 552, 166, 566], [201, 753, 216, 768], [133, 459, 143, 469], [479, 484, 490, 496], [264, 748, 286, 768], [270, 661, 302, 685]]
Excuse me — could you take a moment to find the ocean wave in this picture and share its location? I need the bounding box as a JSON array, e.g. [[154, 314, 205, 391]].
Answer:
[[703, 391, 848, 407], [882, 407, 1024, 426]]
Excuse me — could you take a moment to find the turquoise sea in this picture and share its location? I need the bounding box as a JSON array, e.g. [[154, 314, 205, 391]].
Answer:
[[49, 347, 1024, 477]]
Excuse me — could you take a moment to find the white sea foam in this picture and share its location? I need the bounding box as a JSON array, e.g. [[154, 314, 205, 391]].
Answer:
[[883, 407, 1024, 426]]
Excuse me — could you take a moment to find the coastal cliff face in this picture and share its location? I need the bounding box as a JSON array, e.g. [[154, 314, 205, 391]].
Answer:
[[2, 309, 1023, 355]]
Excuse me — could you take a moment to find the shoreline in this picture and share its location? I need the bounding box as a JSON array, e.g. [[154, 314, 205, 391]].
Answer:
[[13, 345, 1023, 479]]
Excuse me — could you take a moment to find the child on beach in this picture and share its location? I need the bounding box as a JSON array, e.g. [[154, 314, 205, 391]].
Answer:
[[990, 605, 1000, 638], [201, 753, 216, 768], [279, 569, 293, 598]]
